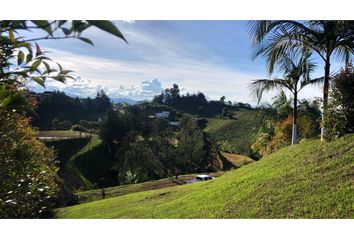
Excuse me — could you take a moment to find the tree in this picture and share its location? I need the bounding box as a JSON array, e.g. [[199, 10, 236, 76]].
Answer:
[[219, 96, 226, 105], [326, 64, 354, 138], [99, 109, 132, 154], [271, 90, 292, 118], [0, 109, 58, 218], [177, 116, 207, 172], [51, 118, 60, 130], [162, 84, 180, 105], [248, 20, 354, 141], [250, 51, 317, 144], [116, 141, 164, 184], [95, 90, 112, 112]]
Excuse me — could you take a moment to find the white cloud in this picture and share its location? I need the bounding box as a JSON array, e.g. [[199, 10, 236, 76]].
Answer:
[[27, 76, 163, 101]]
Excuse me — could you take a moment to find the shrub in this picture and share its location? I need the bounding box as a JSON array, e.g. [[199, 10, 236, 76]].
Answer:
[[0, 110, 58, 218], [325, 64, 354, 139]]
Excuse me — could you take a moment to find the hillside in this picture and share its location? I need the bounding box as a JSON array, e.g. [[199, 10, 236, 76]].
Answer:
[[55, 134, 354, 218], [204, 108, 265, 155], [46, 135, 117, 190], [75, 172, 224, 204]]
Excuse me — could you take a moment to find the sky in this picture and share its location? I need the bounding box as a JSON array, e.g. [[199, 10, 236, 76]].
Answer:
[[25, 20, 342, 105]]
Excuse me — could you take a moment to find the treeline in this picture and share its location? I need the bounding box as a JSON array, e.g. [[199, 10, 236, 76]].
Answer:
[[99, 105, 218, 184], [31, 90, 112, 129], [152, 84, 251, 117]]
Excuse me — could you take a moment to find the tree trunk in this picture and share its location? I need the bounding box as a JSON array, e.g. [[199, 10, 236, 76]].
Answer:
[[321, 57, 331, 141], [291, 91, 298, 145]]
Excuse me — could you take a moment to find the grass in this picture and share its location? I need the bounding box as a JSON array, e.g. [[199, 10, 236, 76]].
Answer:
[[55, 134, 354, 218], [45, 136, 116, 190], [69, 136, 118, 189], [75, 172, 224, 204], [204, 109, 265, 155]]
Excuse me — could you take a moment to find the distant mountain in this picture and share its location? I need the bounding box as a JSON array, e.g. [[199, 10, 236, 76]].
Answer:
[[111, 98, 137, 105]]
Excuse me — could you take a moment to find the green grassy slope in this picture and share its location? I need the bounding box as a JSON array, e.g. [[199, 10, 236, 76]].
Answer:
[[69, 136, 117, 188], [204, 109, 265, 155], [47, 136, 116, 190], [55, 134, 354, 218]]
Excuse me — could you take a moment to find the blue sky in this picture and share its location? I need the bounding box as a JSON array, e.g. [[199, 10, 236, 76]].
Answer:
[[26, 20, 338, 105]]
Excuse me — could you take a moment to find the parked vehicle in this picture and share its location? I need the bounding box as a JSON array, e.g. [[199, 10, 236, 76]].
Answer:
[[186, 174, 215, 184], [195, 175, 215, 181]]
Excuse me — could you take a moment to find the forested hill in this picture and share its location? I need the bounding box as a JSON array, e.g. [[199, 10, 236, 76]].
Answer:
[[30, 90, 112, 129]]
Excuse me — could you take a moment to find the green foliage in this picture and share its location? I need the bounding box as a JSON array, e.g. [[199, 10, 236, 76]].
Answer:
[[0, 109, 58, 218], [248, 20, 354, 140], [252, 92, 321, 156], [99, 109, 132, 153], [32, 91, 112, 129], [218, 140, 237, 153], [98, 104, 216, 184], [51, 119, 72, 130], [326, 64, 354, 139], [116, 141, 165, 184], [56, 134, 354, 219], [177, 116, 209, 172]]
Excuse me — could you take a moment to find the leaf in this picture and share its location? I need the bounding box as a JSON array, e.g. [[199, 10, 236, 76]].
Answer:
[[77, 23, 91, 33], [61, 70, 73, 75], [35, 43, 42, 56], [58, 20, 67, 26], [31, 59, 42, 70], [9, 30, 15, 42], [52, 75, 66, 83], [26, 53, 33, 63], [18, 51, 25, 65], [31, 77, 45, 87], [37, 56, 51, 61], [31, 20, 52, 35], [61, 27, 71, 36], [87, 20, 128, 43], [57, 62, 63, 72], [42, 61, 51, 73], [78, 37, 94, 46]]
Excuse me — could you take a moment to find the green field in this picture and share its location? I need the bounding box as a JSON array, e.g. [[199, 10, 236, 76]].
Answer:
[[204, 109, 265, 155], [55, 134, 354, 218]]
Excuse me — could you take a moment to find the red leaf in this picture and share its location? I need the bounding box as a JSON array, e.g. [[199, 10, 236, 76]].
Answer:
[[35, 42, 42, 56]]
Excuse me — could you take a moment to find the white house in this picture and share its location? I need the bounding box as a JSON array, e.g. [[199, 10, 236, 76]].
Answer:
[[155, 111, 170, 118]]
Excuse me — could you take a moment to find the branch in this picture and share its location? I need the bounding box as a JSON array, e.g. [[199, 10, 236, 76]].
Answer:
[[23, 35, 77, 42]]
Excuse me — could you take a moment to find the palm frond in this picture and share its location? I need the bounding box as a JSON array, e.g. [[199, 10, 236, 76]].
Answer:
[[333, 44, 354, 65], [249, 78, 287, 104]]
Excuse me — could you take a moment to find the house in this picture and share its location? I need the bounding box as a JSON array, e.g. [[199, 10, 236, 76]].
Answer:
[[168, 121, 180, 127], [155, 111, 170, 118]]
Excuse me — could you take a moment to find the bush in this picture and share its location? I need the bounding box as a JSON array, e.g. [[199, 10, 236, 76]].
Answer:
[[325, 64, 354, 139], [0, 110, 58, 218]]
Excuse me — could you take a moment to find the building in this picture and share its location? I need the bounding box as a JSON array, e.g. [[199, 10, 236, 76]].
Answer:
[[155, 111, 170, 118]]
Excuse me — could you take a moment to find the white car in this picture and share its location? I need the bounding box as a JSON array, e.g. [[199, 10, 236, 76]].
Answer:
[[194, 175, 215, 181]]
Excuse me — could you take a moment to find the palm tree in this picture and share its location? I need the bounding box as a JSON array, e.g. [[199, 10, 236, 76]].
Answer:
[[271, 89, 292, 118], [248, 20, 354, 140], [250, 51, 317, 144]]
